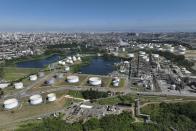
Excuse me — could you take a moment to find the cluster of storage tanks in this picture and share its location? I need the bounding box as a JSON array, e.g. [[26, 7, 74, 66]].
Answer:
[[66, 75, 103, 86], [157, 44, 186, 55], [3, 93, 57, 110], [0, 72, 45, 90], [139, 51, 149, 62], [66, 75, 121, 87], [58, 55, 82, 65], [131, 43, 186, 56]]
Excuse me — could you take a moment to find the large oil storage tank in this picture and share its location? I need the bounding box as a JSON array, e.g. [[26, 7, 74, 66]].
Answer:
[[47, 93, 56, 102], [88, 77, 102, 86], [14, 82, 24, 89], [4, 98, 19, 109], [29, 94, 43, 105], [29, 75, 38, 81], [67, 75, 79, 83], [0, 83, 9, 89]]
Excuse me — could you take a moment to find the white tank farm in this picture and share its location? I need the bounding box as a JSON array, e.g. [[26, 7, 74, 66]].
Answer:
[[47, 93, 56, 102], [38, 72, 45, 78], [0, 83, 9, 89], [64, 66, 70, 72], [14, 82, 24, 89], [29, 75, 37, 81], [67, 75, 79, 83], [29, 94, 43, 105], [89, 77, 102, 86], [127, 53, 134, 58], [4, 98, 19, 109]]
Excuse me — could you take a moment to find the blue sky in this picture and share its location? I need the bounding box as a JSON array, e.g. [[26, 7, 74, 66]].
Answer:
[[0, 0, 196, 32]]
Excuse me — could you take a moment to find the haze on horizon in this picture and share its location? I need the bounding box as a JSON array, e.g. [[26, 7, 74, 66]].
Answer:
[[0, 0, 196, 32]]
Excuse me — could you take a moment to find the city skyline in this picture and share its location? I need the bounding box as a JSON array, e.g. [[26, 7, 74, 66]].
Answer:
[[0, 0, 196, 32]]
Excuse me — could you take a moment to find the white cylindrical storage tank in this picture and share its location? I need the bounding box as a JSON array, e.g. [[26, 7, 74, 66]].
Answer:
[[176, 50, 185, 55], [122, 48, 126, 52], [145, 58, 149, 62], [66, 59, 70, 63], [0, 83, 9, 89], [112, 77, 120, 87], [89, 77, 102, 86], [127, 53, 134, 58], [77, 57, 81, 61], [67, 56, 72, 60], [58, 60, 63, 65], [67, 75, 79, 83], [124, 61, 129, 64], [38, 72, 45, 78], [142, 55, 148, 60], [170, 84, 176, 90], [139, 51, 146, 55], [72, 56, 77, 62], [14, 82, 23, 89], [4, 98, 19, 109], [158, 48, 163, 51], [69, 60, 74, 64], [64, 66, 70, 72], [153, 54, 159, 58], [29, 75, 37, 81], [29, 94, 43, 105], [47, 93, 56, 102], [113, 80, 120, 87]]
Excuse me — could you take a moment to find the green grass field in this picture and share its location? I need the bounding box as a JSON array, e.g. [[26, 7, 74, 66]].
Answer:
[[1, 67, 40, 81]]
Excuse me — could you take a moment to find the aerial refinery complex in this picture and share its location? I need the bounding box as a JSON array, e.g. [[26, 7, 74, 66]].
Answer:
[[0, 32, 196, 130]]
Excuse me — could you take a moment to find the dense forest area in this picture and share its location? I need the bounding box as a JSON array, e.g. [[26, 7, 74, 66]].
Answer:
[[16, 112, 160, 131], [141, 102, 196, 131], [17, 102, 196, 131]]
